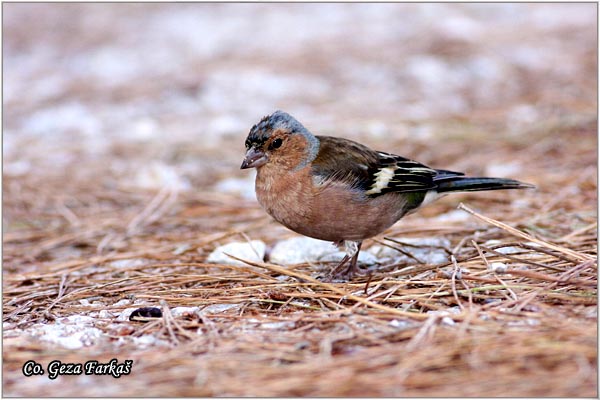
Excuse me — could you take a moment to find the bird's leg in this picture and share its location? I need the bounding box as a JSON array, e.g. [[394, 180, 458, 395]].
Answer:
[[328, 240, 363, 280], [347, 240, 362, 275]]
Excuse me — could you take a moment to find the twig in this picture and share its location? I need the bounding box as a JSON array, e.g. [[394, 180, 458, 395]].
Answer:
[[458, 203, 594, 262], [225, 255, 433, 320], [450, 256, 464, 311]]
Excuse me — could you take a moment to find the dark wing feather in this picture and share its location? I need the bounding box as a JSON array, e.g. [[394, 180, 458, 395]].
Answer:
[[311, 136, 377, 189], [311, 137, 439, 196]]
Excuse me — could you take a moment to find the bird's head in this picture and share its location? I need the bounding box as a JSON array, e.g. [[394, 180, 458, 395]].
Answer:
[[241, 110, 319, 170]]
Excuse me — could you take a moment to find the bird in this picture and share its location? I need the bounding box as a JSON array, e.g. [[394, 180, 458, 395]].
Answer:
[[241, 110, 534, 280]]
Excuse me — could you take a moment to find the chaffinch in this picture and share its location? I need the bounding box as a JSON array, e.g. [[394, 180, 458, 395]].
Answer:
[[241, 110, 534, 280]]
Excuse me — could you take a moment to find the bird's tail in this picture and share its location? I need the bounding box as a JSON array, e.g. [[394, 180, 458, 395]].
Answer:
[[435, 176, 535, 193]]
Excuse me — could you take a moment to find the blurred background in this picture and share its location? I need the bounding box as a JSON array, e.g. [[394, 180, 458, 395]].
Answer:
[[3, 4, 597, 397], [4, 3, 596, 197]]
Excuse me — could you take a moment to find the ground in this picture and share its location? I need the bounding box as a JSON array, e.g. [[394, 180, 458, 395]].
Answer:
[[3, 3, 597, 397]]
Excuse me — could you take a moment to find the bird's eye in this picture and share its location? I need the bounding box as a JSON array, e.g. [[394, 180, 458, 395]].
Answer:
[[270, 138, 283, 150]]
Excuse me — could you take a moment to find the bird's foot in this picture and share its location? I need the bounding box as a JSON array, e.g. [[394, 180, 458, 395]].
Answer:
[[328, 262, 381, 281], [325, 240, 363, 281]]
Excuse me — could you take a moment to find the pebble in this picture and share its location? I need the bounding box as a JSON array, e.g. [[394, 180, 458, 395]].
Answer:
[[367, 237, 450, 265], [268, 237, 339, 265], [489, 262, 508, 274], [206, 240, 266, 266]]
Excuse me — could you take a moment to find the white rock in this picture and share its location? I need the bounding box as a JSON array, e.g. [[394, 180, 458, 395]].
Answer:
[[400, 237, 451, 248], [109, 258, 147, 269], [367, 237, 450, 265], [484, 240, 502, 246], [524, 241, 542, 248], [483, 240, 523, 255], [319, 250, 380, 266], [207, 240, 266, 266], [259, 321, 295, 330], [113, 299, 132, 307], [423, 252, 451, 265], [427, 306, 462, 318], [97, 310, 113, 319], [389, 319, 412, 329], [269, 237, 339, 265], [488, 245, 522, 255], [202, 303, 239, 314], [171, 306, 200, 317], [489, 262, 508, 274]]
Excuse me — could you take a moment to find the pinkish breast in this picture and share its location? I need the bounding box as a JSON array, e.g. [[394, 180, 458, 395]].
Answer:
[[255, 166, 409, 242]]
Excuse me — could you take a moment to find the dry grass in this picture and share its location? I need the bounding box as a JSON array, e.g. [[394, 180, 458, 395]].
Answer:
[[3, 133, 597, 396]]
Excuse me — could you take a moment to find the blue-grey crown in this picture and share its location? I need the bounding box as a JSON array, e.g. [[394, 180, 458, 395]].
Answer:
[[245, 110, 308, 148]]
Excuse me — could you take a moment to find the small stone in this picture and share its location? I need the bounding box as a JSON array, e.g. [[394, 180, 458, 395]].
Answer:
[[389, 319, 412, 329], [269, 237, 338, 265], [206, 240, 266, 266], [113, 299, 132, 307], [368, 237, 450, 265], [171, 306, 200, 317], [489, 262, 508, 274], [202, 303, 239, 314], [98, 310, 114, 319], [319, 250, 379, 266], [483, 240, 521, 254]]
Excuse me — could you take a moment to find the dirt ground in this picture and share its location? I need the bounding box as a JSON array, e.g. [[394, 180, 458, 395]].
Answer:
[[3, 3, 597, 397]]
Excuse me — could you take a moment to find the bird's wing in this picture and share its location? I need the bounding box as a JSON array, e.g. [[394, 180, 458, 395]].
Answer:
[[312, 136, 441, 196]]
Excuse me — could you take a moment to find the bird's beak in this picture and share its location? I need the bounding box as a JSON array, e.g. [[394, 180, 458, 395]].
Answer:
[[240, 147, 267, 169]]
